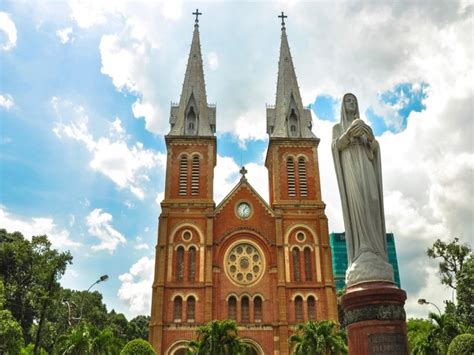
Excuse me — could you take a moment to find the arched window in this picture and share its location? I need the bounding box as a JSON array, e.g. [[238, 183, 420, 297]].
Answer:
[[187, 296, 195, 322], [254, 296, 262, 322], [241, 296, 250, 323], [176, 247, 184, 281], [287, 158, 296, 197], [298, 157, 308, 197], [188, 246, 196, 282], [292, 248, 301, 282], [288, 108, 299, 137], [295, 296, 303, 323], [191, 155, 200, 195], [186, 106, 197, 135], [307, 296, 316, 321], [179, 156, 188, 196], [228, 296, 237, 320], [304, 247, 313, 281], [173, 297, 182, 322]]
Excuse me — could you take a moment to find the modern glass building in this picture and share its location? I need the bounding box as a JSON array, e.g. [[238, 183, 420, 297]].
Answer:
[[329, 232, 401, 291]]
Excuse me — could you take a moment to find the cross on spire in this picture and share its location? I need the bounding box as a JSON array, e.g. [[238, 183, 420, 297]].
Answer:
[[240, 166, 248, 180], [193, 9, 202, 24], [278, 11, 287, 29]]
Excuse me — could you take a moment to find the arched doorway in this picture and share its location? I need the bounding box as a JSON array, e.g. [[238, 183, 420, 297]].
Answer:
[[242, 339, 264, 355]]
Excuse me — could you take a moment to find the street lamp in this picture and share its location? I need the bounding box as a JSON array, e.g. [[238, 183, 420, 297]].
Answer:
[[418, 298, 441, 316]]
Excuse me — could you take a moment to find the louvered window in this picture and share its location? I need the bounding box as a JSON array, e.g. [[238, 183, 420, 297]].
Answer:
[[307, 296, 316, 321], [292, 248, 301, 282], [298, 157, 308, 197], [188, 247, 196, 282], [187, 296, 195, 322], [295, 296, 303, 323], [191, 155, 199, 195], [241, 296, 250, 323], [176, 247, 184, 281], [287, 158, 296, 197], [179, 156, 188, 196], [254, 296, 262, 322], [173, 297, 182, 321], [228, 296, 237, 320], [304, 247, 313, 281]]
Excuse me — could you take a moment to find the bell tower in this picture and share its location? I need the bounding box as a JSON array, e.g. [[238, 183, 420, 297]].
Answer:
[[265, 14, 337, 350], [149, 10, 216, 354]]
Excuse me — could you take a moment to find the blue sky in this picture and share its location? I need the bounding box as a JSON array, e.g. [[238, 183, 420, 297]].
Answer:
[[1, 1, 472, 319]]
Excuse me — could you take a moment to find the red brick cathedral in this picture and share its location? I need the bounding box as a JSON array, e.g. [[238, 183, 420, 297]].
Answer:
[[150, 14, 337, 355]]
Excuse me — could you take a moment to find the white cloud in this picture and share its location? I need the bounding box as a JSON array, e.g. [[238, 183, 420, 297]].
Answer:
[[207, 51, 219, 71], [0, 12, 17, 50], [86, 208, 126, 253], [233, 108, 268, 147], [52, 97, 166, 199], [214, 155, 240, 203], [134, 243, 149, 250], [0, 94, 15, 110], [68, 0, 117, 29], [118, 256, 154, 317], [0, 206, 81, 249], [155, 192, 164, 207], [56, 27, 73, 44]]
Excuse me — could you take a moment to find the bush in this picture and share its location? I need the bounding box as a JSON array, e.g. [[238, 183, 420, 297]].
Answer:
[[120, 339, 156, 355], [448, 334, 474, 355]]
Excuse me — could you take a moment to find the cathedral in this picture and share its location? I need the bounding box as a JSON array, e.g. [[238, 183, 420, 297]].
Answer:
[[149, 12, 338, 355]]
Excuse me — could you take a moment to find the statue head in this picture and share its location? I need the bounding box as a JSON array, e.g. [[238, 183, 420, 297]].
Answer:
[[341, 93, 360, 130]]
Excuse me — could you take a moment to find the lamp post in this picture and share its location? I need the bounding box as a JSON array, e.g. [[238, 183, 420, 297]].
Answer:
[[418, 298, 441, 316]]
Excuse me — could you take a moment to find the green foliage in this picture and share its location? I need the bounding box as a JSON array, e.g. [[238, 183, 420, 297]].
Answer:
[[289, 320, 347, 355], [120, 338, 156, 355], [0, 308, 25, 354], [186, 320, 248, 355], [447, 333, 474, 355], [128, 315, 151, 340], [407, 318, 434, 353]]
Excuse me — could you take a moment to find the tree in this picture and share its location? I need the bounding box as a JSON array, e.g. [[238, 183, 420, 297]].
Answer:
[[120, 339, 155, 355], [0, 280, 24, 354], [447, 333, 474, 355], [407, 318, 435, 354], [128, 315, 151, 340], [187, 320, 248, 355], [427, 238, 473, 328], [289, 320, 347, 355]]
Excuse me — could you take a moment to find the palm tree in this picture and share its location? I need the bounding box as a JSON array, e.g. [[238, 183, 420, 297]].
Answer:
[[186, 320, 248, 355], [289, 320, 347, 355]]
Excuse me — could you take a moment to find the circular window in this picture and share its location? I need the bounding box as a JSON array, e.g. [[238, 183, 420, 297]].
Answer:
[[296, 232, 306, 242], [225, 242, 265, 286], [182, 230, 192, 241]]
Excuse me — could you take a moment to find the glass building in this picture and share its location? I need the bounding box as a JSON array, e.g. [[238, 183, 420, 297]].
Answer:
[[329, 232, 401, 291]]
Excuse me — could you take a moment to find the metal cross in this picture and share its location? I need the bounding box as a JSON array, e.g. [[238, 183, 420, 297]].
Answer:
[[240, 166, 248, 179], [193, 9, 202, 24], [278, 11, 287, 28]]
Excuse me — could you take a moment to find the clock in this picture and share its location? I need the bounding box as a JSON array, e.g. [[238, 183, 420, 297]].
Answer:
[[237, 202, 251, 219]]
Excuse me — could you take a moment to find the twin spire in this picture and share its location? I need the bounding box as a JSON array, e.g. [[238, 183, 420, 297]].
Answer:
[[169, 11, 314, 139]]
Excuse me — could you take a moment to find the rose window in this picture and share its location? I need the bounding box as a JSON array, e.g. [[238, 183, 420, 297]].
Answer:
[[225, 242, 264, 286]]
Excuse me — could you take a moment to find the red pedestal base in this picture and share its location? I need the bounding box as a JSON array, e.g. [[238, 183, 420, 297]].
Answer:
[[341, 282, 409, 355]]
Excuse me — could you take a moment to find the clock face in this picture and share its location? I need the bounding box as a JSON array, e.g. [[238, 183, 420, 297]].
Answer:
[[237, 202, 251, 219]]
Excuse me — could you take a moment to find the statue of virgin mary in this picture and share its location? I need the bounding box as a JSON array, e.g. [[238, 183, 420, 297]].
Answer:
[[332, 93, 394, 286]]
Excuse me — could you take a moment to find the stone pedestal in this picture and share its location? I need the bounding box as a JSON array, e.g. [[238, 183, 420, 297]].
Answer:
[[341, 282, 408, 355]]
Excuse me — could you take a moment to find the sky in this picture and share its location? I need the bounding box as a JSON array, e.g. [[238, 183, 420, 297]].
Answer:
[[0, 0, 472, 321]]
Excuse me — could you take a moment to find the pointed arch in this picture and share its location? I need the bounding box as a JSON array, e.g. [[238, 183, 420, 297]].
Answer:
[[185, 94, 198, 135], [287, 95, 300, 138]]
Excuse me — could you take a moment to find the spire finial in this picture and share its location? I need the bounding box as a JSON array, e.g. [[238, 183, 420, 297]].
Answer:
[[193, 8, 202, 25], [278, 11, 287, 30], [240, 166, 248, 180]]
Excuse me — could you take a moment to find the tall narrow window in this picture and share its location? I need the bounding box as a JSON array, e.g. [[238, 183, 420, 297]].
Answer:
[[176, 246, 184, 281], [298, 157, 308, 197], [188, 246, 196, 282], [292, 248, 301, 282], [187, 296, 195, 322], [295, 296, 303, 323], [186, 106, 197, 135], [288, 108, 299, 137], [179, 156, 188, 196], [287, 158, 296, 197], [228, 296, 237, 320], [191, 155, 200, 195], [254, 296, 262, 322], [173, 297, 182, 322], [241, 296, 250, 323], [307, 296, 316, 321], [304, 247, 313, 281]]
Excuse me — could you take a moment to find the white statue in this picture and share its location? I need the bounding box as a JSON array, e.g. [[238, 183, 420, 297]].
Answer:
[[332, 93, 394, 286]]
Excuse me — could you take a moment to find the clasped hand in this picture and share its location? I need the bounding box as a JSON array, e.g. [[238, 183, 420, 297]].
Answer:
[[347, 118, 374, 142]]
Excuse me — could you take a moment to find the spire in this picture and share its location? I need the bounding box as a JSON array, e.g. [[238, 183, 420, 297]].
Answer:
[[267, 13, 315, 139], [169, 10, 216, 136]]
